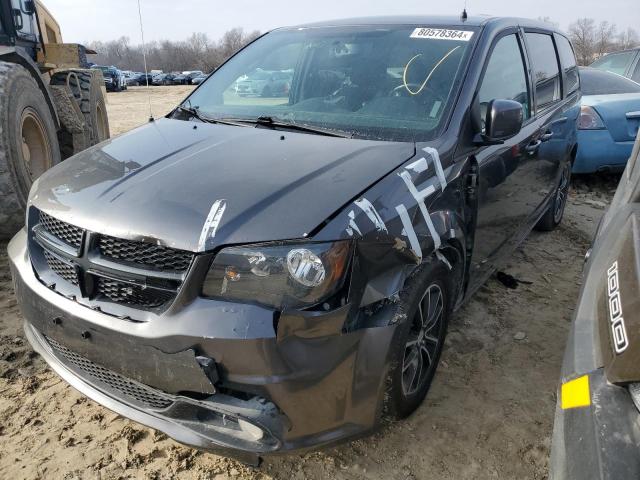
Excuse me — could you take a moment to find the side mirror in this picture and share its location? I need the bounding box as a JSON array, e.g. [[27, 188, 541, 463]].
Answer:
[[475, 99, 523, 145]]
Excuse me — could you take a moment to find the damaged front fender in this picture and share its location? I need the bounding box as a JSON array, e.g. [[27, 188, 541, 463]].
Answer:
[[314, 143, 469, 311]]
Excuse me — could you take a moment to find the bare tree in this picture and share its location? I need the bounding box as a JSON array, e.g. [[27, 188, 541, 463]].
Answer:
[[568, 18, 639, 65], [87, 28, 260, 73]]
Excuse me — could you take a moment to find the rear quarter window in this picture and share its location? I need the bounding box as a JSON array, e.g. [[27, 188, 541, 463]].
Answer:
[[525, 32, 561, 110], [579, 67, 640, 95], [555, 35, 579, 96], [591, 50, 637, 76]]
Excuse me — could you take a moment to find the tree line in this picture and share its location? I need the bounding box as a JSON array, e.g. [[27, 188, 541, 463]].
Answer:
[[567, 19, 638, 65], [87, 28, 261, 73], [87, 19, 638, 74]]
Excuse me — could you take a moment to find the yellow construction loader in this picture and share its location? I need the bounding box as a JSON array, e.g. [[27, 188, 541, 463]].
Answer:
[[0, 0, 110, 237]]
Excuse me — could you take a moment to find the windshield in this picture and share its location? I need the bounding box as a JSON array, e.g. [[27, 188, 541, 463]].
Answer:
[[184, 25, 477, 141]]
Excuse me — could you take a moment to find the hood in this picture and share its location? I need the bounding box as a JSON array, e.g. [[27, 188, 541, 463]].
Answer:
[[583, 93, 640, 142], [31, 118, 414, 252]]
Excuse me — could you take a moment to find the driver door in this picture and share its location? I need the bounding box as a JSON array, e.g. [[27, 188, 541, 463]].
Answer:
[[468, 31, 541, 288]]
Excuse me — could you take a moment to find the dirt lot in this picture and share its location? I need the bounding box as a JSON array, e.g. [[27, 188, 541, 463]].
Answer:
[[0, 86, 617, 479]]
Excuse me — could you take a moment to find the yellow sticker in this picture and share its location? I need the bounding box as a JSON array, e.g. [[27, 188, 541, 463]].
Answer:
[[561, 375, 591, 410]]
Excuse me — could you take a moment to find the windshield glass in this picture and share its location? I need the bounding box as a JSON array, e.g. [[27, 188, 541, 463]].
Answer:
[[184, 25, 477, 141]]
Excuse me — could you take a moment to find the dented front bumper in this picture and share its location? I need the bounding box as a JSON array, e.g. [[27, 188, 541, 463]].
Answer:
[[8, 229, 399, 459]]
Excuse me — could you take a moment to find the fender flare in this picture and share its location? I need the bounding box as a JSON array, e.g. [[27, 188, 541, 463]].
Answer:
[[0, 45, 60, 130]]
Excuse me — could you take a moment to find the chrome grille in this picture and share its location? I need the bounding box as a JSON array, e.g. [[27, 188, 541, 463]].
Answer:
[[43, 250, 79, 285], [39, 211, 84, 248], [45, 335, 173, 410], [96, 277, 174, 309], [99, 235, 193, 272]]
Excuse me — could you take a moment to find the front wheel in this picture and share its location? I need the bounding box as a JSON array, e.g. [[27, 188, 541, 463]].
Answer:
[[535, 160, 571, 232], [384, 259, 451, 419]]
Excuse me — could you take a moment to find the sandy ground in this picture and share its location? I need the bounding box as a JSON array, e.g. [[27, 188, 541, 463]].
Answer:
[[0, 87, 617, 479]]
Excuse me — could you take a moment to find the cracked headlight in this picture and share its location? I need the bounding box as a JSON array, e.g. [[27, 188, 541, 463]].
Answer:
[[202, 241, 351, 309]]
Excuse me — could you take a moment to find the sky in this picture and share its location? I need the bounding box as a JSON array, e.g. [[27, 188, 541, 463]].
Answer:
[[43, 0, 639, 44]]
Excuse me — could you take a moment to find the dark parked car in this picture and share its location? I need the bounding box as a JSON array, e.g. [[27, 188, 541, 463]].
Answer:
[[9, 16, 579, 463], [551, 131, 640, 479], [171, 73, 188, 85], [92, 65, 125, 92], [191, 73, 208, 85], [152, 73, 176, 86], [590, 47, 640, 83]]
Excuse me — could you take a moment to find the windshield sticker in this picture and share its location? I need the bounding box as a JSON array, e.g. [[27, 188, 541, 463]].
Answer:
[[410, 28, 474, 41]]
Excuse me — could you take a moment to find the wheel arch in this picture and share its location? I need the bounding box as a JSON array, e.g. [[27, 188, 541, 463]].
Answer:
[[0, 46, 60, 130]]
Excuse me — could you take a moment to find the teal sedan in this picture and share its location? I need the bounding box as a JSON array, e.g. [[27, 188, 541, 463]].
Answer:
[[573, 68, 640, 174]]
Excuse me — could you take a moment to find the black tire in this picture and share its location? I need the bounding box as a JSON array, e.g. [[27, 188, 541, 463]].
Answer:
[[0, 61, 61, 238], [50, 70, 110, 146], [384, 259, 452, 420], [535, 160, 571, 232]]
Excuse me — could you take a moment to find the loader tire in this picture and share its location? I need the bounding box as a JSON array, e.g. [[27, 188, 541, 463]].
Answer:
[[51, 69, 110, 146], [0, 61, 61, 238]]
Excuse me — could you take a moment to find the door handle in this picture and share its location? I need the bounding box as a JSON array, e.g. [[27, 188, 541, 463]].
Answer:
[[541, 131, 554, 142], [525, 140, 542, 153]]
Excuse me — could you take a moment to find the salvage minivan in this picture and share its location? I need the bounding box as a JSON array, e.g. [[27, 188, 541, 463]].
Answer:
[[9, 15, 580, 462]]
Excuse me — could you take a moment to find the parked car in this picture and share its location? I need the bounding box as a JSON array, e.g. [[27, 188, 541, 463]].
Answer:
[[9, 16, 579, 463], [152, 73, 176, 86], [590, 47, 640, 83], [191, 73, 208, 85], [123, 71, 139, 87], [171, 73, 188, 85], [573, 67, 640, 173], [234, 68, 292, 97], [134, 73, 154, 86], [551, 131, 640, 480], [92, 65, 126, 92]]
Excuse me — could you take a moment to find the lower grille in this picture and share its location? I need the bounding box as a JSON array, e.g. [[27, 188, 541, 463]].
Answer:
[[96, 277, 174, 309], [44, 250, 79, 285], [45, 335, 173, 410]]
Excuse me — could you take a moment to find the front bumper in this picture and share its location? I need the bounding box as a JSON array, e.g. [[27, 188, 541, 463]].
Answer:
[[8, 229, 398, 459]]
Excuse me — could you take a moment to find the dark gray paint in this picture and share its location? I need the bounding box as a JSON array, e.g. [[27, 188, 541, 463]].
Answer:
[[10, 15, 580, 457]]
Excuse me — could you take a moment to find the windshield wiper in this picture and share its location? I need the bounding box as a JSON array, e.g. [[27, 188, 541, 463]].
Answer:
[[224, 116, 353, 138], [174, 105, 249, 127]]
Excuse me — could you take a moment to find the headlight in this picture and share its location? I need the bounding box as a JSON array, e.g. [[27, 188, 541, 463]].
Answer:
[[202, 241, 351, 309]]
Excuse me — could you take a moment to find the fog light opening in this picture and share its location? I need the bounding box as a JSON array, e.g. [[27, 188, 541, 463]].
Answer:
[[238, 418, 265, 441]]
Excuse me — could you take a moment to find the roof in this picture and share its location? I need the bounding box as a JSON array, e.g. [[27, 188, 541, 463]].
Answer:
[[286, 15, 564, 34]]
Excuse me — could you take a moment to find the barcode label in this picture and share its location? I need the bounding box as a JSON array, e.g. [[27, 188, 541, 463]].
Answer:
[[410, 28, 474, 41]]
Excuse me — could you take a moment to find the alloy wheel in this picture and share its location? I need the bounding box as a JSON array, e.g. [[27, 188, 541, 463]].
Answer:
[[401, 283, 445, 396], [554, 162, 571, 223]]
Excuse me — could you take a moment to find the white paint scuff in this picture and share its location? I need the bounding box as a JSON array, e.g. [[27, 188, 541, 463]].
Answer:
[[197, 199, 227, 252], [354, 198, 388, 233]]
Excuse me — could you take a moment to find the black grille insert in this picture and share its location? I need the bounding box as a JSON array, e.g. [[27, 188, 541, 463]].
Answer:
[[39, 211, 84, 249], [96, 276, 174, 309], [44, 250, 79, 285], [45, 335, 173, 410], [99, 235, 193, 272]]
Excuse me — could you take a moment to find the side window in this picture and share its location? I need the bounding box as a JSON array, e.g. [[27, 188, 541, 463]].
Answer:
[[525, 33, 561, 110], [10, 0, 38, 39], [556, 35, 579, 96], [478, 34, 530, 131]]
